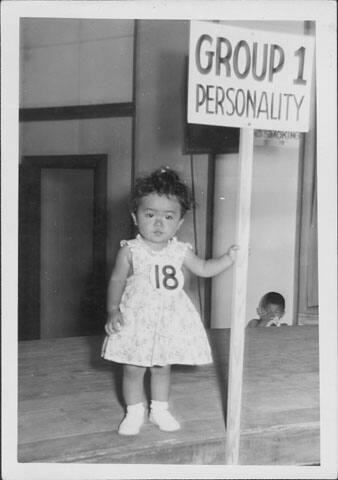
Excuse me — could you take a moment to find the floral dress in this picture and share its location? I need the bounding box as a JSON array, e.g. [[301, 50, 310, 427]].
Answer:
[[101, 235, 212, 367]]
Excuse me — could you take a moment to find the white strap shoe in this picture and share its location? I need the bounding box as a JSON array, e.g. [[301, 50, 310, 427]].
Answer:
[[118, 403, 145, 435], [149, 406, 180, 432]]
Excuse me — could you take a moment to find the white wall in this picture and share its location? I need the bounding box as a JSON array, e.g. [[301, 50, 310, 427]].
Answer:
[[211, 137, 301, 327], [20, 19, 134, 107]]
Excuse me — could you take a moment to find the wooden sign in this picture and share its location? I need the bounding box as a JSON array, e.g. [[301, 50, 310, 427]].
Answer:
[[188, 21, 315, 132], [187, 20, 315, 464]]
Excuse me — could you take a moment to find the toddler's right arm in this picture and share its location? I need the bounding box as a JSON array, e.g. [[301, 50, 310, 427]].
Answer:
[[105, 245, 131, 335], [183, 244, 238, 278]]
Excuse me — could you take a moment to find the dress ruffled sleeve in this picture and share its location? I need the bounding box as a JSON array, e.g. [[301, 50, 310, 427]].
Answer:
[[173, 239, 194, 264], [120, 238, 140, 254]]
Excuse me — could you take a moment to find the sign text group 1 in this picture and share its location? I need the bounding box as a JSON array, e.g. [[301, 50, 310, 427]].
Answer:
[[188, 22, 314, 132]]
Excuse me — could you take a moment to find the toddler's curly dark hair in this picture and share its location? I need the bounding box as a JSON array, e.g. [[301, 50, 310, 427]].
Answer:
[[131, 167, 193, 218]]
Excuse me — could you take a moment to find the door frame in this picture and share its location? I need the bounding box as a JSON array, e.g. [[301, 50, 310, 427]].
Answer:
[[19, 154, 107, 340]]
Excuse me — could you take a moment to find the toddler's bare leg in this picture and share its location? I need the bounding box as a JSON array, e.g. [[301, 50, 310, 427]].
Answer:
[[150, 365, 171, 401], [118, 364, 146, 435], [149, 365, 180, 431], [123, 364, 146, 405]]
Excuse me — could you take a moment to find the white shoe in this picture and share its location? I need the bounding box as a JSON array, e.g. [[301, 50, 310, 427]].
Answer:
[[149, 408, 180, 432], [118, 404, 145, 435]]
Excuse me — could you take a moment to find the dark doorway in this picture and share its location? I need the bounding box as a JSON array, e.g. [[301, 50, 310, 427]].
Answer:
[[19, 154, 107, 340]]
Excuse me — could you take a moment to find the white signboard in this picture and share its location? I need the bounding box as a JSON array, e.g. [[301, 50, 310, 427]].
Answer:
[[188, 22, 315, 132]]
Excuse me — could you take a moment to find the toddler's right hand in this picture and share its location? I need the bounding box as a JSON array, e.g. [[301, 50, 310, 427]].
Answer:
[[105, 310, 124, 335], [227, 244, 239, 264]]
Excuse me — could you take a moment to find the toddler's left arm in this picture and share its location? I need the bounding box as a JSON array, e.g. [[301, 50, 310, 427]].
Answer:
[[183, 245, 238, 278]]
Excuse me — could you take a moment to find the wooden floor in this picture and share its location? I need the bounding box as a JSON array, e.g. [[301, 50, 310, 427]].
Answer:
[[18, 326, 319, 465]]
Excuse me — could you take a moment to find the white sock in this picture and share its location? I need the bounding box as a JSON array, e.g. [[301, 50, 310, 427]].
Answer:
[[149, 400, 180, 431], [150, 400, 168, 411], [126, 402, 144, 414], [118, 402, 145, 435]]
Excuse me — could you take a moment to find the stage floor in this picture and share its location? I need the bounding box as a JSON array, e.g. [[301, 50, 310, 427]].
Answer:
[[18, 326, 319, 465]]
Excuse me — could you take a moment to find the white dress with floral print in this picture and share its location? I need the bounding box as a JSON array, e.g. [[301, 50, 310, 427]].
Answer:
[[101, 235, 212, 366]]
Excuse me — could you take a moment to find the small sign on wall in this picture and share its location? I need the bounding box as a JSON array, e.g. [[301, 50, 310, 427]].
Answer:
[[254, 129, 301, 147], [188, 22, 315, 132]]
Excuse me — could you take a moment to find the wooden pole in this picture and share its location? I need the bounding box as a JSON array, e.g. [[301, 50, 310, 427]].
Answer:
[[225, 127, 254, 464]]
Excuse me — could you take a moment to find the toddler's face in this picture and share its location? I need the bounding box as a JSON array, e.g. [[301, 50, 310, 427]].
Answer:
[[257, 302, 285, 324], [132, 193, 183, 248]]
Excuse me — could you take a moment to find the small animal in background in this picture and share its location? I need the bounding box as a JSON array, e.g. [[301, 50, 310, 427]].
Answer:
[[247, 291, 287, 327]]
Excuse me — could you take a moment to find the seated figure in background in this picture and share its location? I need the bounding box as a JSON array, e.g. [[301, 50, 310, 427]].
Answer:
[[247, 291, 287, 327]]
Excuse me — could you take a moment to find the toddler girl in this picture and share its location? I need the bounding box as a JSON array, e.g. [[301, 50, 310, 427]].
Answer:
[[102, 167, 237, 435]]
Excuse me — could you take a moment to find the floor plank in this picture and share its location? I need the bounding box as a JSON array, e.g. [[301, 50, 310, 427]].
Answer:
[[18, 326, 319, 464]]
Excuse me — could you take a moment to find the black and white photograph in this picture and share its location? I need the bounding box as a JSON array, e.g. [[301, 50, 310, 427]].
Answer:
[[1, 1, 337, 479]]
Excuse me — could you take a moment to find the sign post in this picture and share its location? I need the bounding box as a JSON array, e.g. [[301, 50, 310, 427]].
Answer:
[[225, 126, 253, 463], [188, 21, 314, 464]]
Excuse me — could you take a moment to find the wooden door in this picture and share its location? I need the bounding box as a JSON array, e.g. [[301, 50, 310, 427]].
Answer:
[[19, 155, 107, 340]]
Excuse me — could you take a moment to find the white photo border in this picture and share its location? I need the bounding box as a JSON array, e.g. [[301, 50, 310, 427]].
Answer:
[[1, 1, 337, 479]]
